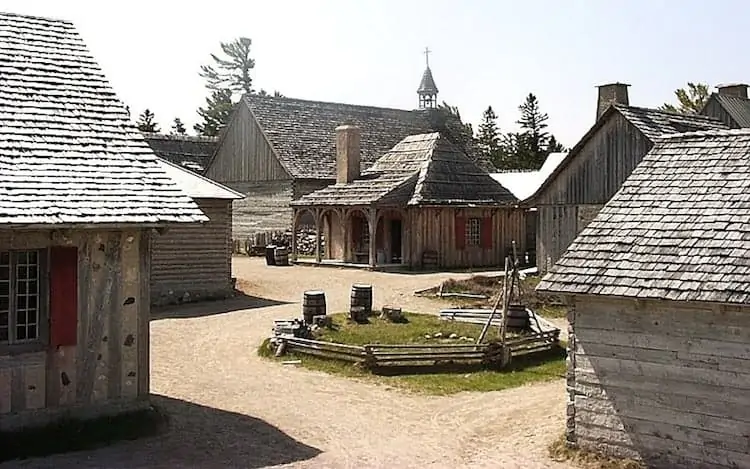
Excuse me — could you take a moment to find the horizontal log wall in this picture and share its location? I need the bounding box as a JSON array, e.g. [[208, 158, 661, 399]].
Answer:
[[407, 207, 526, 269], [151, 199, 234, 306], [228, 180, 294, 237], [535, 113, 653, 272], [569, 296, 750, 469], [0, 229, 150, 431], [205, 102, 289, 183]]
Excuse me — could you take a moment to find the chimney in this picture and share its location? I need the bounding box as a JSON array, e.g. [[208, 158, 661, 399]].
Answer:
[[335, 124, 360, 184], [596, 82, 630, 121], [717, 83, 748, 99]]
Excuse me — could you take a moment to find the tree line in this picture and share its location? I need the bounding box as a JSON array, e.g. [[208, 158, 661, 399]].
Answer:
[[134, 37, 283, 137]]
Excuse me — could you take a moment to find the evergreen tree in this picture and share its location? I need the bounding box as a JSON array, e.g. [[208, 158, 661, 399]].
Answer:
[[136, 109, 160, 133], [194, 89, 234, 137], [171, 118, 187, 135], [477, 106, 500, 162], [660, 82, 709, 114], [546, 135, 566, 153], [200, 37, 255, 96], [515, 93, 550, 169]]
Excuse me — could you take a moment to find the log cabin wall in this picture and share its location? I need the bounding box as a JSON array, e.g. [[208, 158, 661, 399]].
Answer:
[[536, 113, 653, 272], [406, 207, 526, 269], [568, 296, 750, 468], [151, 199, 234, 306], [0, 229, 150, 431]]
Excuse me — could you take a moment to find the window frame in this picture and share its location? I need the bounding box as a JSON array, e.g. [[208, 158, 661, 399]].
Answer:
[[465, 217, 482, 247], [0, 249, 49, 355]]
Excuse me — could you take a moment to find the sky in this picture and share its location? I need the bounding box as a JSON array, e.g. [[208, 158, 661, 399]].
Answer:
[[4, 0, 750, 147]]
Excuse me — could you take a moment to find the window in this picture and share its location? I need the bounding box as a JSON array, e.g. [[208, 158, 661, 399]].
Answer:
[[0, 250, 43, 345], [466, 218, 481, 247]]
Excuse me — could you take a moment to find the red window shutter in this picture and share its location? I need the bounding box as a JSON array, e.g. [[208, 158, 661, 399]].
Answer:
[[481, 217, 493, 249], [455, 216, 466, 249], [50, 246, 78, 348]]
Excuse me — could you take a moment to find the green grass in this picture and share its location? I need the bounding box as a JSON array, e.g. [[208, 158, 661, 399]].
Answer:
[[0, 406, 168, 462], [549, 434, 645, 469], [259, 312, 567, 395]]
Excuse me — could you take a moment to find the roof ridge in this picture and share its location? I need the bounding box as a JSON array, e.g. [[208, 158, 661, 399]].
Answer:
[[142, 132, 219, 143], [614, 103, 724, 122], [654, 127, 750, 140], [244, 93, 420, 114]]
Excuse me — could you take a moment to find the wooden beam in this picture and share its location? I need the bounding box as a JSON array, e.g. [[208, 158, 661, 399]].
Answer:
[[314, 208, 322, 264], [290, 208, 298, 262], [368, 207, 377, 268]]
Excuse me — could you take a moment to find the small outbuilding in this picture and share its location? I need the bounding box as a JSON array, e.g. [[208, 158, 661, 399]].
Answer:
[[537, 128, 750, 468], [150, 159, 243, 306], [290, 128, 524, 269], [0, 12, 206, 430]]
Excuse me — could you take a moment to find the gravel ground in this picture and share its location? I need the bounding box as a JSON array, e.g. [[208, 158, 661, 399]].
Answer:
[[4, 258, 572, 469]]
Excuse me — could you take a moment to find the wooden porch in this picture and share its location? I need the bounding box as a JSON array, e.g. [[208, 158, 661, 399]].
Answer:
[[291, 206, 408, 269]]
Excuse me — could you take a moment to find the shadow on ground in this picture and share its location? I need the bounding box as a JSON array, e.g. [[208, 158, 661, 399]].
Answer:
[[151, 292, 291, 320], [2, 395, 322, 469]]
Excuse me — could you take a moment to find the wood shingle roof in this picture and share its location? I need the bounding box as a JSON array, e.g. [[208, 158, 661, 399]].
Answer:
[[244, 94, 495, 179], [707, 93, 750, 128], [0, 12, 206, 225], [143, 133, 218, 174], [537, 128, 750, 305], [292, 133, 517, 207]]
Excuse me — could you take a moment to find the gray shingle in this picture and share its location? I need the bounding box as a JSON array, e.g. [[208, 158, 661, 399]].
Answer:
[[291, 133, 516, 207], [143, 133, 217, 174], [0, 12, 206, 225], [537, 128, 750, 305]]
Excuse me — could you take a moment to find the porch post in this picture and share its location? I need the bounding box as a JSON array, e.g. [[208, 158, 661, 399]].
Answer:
[[402, 209, 409, 267], [368, 207, 377, 269], [291, 208, 298, 263], [315, 207, 322, 264]]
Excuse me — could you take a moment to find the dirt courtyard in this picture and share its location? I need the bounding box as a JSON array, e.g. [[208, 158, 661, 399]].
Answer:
[[5, 257, 573, 469]]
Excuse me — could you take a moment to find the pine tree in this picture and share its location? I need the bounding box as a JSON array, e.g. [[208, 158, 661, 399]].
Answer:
[[477, 106, 500, 162], [546, 135, 566, 153], [194, 89, 234, 137], [660, 82, 709, 114], [136, 109, 160, 133], [200, 37, 255, 96], [171, 118, 187, 135], [516, 93, 550, 169]]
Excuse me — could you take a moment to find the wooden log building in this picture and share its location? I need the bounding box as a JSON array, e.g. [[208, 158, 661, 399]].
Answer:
[[203, 59, 494, 239], [525, 83, 727, 273], [149, 159, 243, 306], [537, 128, 750, 468], [141, 132, 218, 174], [0, 12, 207, 430], [290, 127, 524, 269]]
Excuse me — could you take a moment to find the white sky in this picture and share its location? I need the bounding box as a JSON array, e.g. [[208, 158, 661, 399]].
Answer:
[[4, 0, 749, 146]]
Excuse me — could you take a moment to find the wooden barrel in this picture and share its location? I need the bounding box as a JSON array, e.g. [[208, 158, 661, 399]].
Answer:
[[265, 245, 277, 266], [274, 246, 289, 266], [302, 291, 326, 324], [350, 284, 372, 315], [506, 304, 530, 330]]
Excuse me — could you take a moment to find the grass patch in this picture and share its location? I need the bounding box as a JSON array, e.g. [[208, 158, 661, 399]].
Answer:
[[259, 312, 566, 395], [0, 405, 168, 462], [549, 434, 645, 469]]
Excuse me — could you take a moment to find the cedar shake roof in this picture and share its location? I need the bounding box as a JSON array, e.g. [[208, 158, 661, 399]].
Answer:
[[0, 12, 206, 225], [537, 128, 750, 305], [292, 133, 517, 207], [143, 133, 218, 174], [706, 93, 750, 127], [244, 94, 495, 179], [157, 158, 243, 200], [524, 104, 728, 203]]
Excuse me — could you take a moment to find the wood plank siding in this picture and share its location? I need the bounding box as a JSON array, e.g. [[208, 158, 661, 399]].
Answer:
[[701, 96, 739, 129], [568, 296, 750, 468], [151, 199, 234, 305], [536, 113, 652, 272], [206, 102, 289, 183], [0, 229, 150, 431]]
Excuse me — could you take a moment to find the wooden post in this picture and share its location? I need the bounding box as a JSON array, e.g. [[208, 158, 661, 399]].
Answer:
[[478, 257, 509, 344], [314, 208, 322, 264], [368, 207, 377, 268], [291, 209, 298, 263]]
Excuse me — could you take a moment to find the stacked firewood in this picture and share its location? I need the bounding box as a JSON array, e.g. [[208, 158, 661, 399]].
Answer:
[[295, 229, 325, 256]]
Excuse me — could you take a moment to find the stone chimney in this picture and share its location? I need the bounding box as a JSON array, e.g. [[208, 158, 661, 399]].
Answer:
[[335, 124, 360, 184], [596, 82, 630, 121], [717, 83, 748, 99]]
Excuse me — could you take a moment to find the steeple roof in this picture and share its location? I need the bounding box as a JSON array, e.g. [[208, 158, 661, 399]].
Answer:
[[418, 67, 439, 94]]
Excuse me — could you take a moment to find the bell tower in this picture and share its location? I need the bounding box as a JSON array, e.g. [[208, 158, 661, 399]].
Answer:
[[417, 47, 439, 109]]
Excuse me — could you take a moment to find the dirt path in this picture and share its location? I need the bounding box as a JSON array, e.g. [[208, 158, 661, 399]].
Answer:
[[5, 258, 572, 469]]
